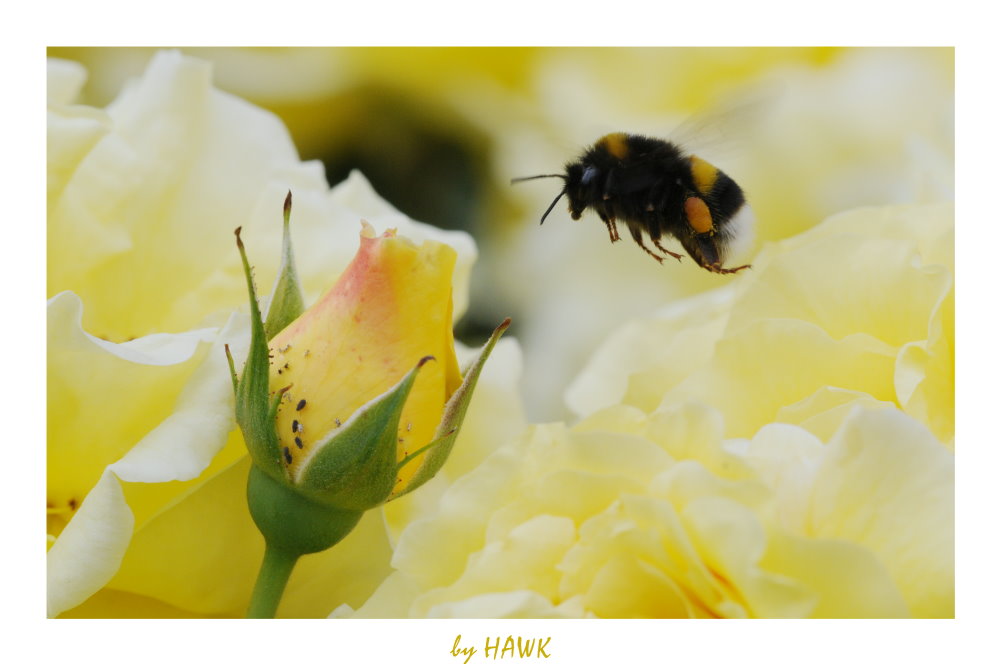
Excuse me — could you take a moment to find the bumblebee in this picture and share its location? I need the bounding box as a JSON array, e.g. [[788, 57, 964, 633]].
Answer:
[[513, 132, 754, 274]]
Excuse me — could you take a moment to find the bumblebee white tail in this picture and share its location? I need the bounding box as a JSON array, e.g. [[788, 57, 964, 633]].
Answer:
[[723, 202, 756, 263]]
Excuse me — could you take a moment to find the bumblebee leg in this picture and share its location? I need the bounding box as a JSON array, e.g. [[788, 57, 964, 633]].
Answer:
[[599, 211, 620, 242], [628, 225, 664, 264], [706, 263, 752, 275], [644, 183, 664, 213], [651, 237, 684, 262], [603, 170, 615, 201], [643, 185, 682, 261]]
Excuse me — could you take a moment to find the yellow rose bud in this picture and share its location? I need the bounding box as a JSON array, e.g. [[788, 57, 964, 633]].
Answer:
[[268, 222, 462, 496], [232, 200, 508, 618]]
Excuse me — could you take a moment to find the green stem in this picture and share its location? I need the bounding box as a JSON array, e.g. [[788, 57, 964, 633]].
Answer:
[[246, 545, 300, 618]]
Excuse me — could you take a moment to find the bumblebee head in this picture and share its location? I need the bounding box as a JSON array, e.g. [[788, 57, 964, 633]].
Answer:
[[510, 172, 569, 225], [564, 162, 596, 220]]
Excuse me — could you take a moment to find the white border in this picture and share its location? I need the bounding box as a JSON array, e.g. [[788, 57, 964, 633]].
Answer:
[[10, 1, 993, 661]]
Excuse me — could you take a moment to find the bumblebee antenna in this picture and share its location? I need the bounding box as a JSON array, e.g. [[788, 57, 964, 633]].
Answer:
[[538, 190, 566, 225], [510, 174, 566, 184], [510, 174, 568, 224]]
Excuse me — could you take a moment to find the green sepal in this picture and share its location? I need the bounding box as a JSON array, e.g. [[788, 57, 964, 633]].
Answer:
[[247, 464, 363, 556], [268, 385, 291, 422], [391, 318, 510, 500], [264, 191, 306, 341], [234, 227, 284, 478], [224, 344, 238, 396], [295, 356, 433, 511]]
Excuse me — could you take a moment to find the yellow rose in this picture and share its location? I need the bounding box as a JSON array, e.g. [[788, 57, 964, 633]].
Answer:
[[46, 52, 491, 618], [46, 292, 247, 617], [232, 216, 508, 617], [265, 224, 462, 496], [348, 202, 953, 618], [568, 203, 954, 447], [347, 404, 951, 618]]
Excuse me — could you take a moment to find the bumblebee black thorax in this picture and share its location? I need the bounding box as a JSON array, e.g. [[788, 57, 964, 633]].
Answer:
[[516, 130, 753, 274]]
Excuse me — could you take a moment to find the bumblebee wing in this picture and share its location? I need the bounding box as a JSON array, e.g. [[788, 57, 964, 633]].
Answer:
[[667, 83, 783, 160]]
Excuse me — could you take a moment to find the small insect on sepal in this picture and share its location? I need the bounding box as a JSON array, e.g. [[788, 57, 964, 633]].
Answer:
[[513, 133, 754, 274]]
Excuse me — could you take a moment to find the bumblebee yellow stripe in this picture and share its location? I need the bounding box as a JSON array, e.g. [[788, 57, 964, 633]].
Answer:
[[689, 155, 718, 196], [684, 196, 714, 234], [598, 132, 630, 160]]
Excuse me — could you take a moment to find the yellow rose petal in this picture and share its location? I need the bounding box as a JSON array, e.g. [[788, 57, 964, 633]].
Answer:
[[411, 515, 576, 616], [59, 588, 211, 618], [681, 496, 817, 618], [566, 287, 737, 416], [759, 530, 909, 618], [47, 292, 219, 537], [47, 469, 134, 617], [774, 386, 896, 442], [668, 318, 897, 438], [895, 288, 954, 444], [583, 553, 690, 618], [426, 590, 578, 618], [729, 230, 952, 348], [47, 58, 86, 105], [107, 456, 395, 617], [807, 409, 954, 617]]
